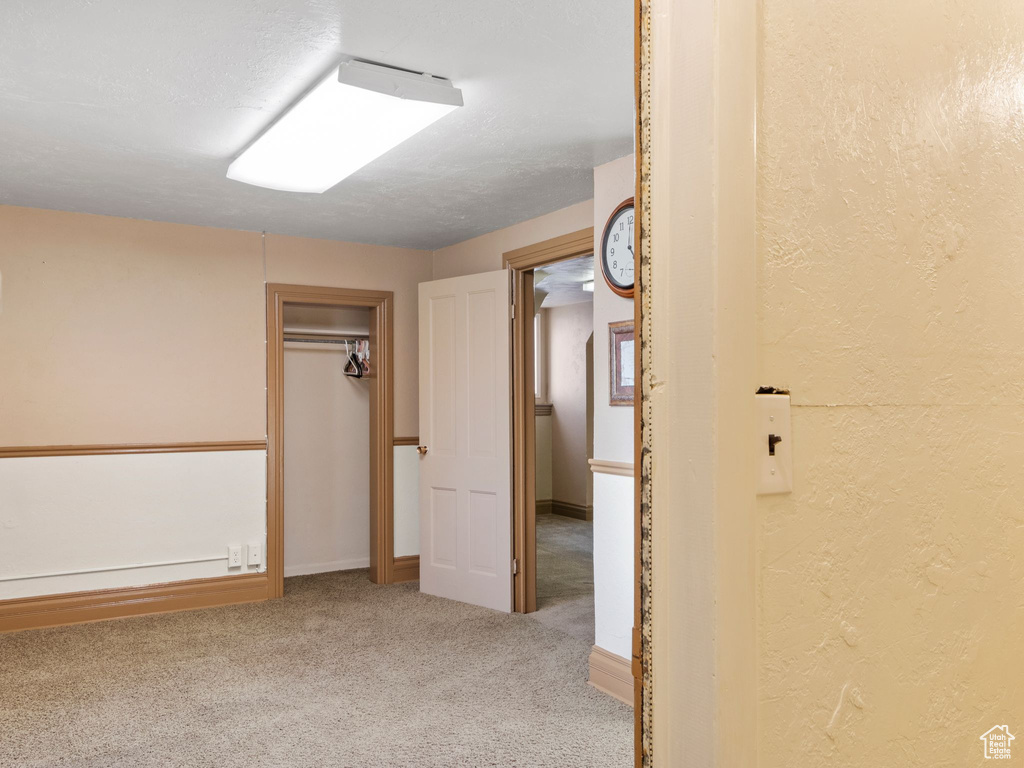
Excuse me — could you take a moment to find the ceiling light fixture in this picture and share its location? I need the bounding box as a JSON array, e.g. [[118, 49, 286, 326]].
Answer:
[[582, 281, 595, 292], [227, 60, 464, 193]]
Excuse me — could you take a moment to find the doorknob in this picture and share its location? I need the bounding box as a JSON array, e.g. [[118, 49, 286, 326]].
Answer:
[[417, 445, 428, 455]]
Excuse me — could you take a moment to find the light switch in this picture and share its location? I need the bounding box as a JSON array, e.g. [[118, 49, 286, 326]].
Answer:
[[228, 545, 243, 568], [756, 393, 792, 495], [247, 542, 262, 567]]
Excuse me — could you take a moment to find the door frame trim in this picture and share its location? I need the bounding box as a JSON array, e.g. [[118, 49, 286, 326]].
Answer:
[[503, 227, 594, 614], [266, 283, 395, 596]]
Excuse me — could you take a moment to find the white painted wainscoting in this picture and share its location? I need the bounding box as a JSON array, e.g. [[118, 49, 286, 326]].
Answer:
[[0, 450, 267, 600], [592, 470, 634, 660], [393, 444, 420, 558]]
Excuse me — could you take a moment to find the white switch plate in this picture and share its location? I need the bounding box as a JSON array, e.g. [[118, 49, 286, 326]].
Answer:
[[247, 542, 262, 567], [756, 393, 792, 495], [228, 545, 243, 568]]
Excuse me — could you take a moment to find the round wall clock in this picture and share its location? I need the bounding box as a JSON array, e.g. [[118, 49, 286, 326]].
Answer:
[[600, 197, 635, 298]]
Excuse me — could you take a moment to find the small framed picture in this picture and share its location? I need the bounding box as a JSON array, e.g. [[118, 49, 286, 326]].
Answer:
[[609, 320, 635, 405]]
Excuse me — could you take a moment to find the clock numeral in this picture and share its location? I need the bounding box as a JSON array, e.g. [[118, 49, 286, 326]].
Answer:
[[613, 233, 619, 242]]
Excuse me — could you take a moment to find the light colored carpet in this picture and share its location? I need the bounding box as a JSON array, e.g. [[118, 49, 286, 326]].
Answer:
[[530, 514, 595, 644], [0, 571, 631, 768]]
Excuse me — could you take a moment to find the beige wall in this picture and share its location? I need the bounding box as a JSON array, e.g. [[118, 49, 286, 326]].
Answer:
[[756, 1, 1024, 764], [0, 206, 431, 447], [592, 154, 635, 464], [0, 206, 266, 445], [544, 302, 594, 508], [431, 200, 593, 280]]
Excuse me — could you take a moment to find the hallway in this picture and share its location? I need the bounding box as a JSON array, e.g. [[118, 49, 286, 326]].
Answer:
[[530, 514, 595, 644]]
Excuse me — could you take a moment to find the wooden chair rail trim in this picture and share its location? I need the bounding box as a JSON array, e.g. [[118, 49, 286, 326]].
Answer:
[[588, 458, 635, 477], [0, 440, 268, 459], [392, 436, 420, 447], [0, 573, 269, 633]]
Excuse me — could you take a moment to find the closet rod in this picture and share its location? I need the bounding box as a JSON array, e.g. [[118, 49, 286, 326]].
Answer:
[[284, 336, 368, 345], [282, 328, 369, 338]]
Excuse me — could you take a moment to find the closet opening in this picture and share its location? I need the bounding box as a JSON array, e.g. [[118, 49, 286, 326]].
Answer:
[[266, 284, 396, 598]]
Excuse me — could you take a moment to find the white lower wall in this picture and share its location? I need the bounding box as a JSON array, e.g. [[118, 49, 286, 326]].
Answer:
[[394, 445, 419, 557], [593, 471, 635, 659], [535, 413, 553, 501], [0, 450, 267, 600]]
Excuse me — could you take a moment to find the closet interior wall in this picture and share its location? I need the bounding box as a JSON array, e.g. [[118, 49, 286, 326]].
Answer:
[[282, 305, 372, 577]]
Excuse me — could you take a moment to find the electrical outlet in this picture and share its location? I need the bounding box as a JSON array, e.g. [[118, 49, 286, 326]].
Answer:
[[247, 542, 262, 567], [228, 545, 242, 568]]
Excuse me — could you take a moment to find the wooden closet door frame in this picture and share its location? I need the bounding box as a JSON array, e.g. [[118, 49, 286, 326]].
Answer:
[[266, 283, 395, 597]]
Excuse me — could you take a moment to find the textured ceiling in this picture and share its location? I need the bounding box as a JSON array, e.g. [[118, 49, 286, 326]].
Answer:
[[536, 254, 594, 308], [0, 1, 633, 250]]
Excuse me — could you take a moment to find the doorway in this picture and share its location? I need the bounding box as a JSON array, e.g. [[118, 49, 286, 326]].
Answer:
[[266, 284, 395, 597], [281, 304, 372, 578], [529, 255, 596, 643], [504, 228, 596, 614]]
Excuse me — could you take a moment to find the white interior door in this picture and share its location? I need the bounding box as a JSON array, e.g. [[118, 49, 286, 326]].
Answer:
[[418, 270, 511, 612]]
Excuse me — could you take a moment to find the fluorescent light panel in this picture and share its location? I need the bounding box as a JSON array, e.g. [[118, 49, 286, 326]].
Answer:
[[227, 60, 463, 193]]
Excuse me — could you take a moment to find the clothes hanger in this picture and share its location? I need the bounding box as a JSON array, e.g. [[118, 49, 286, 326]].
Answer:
[[343, 340, 363, 378]]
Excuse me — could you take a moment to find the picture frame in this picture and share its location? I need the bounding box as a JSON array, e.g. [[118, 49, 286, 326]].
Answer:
[[608, 320, 635, 405]]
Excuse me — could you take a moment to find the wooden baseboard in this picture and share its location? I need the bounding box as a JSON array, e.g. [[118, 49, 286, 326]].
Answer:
[[588, 645, 634, 706], [392, 555, 420, 583], [536, 499, 553, 516], [0, 573, 269, 634], [551, 500, 593, 521]]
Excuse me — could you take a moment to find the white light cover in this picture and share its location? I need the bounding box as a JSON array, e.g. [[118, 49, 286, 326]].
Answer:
[[582, 280, 595, 292], [227, 62, 462, 193]]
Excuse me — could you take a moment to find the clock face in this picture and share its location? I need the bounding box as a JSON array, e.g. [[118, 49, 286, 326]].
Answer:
[[601, 201, 635, 296]]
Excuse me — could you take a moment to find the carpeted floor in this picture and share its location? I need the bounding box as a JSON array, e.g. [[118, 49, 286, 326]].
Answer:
[[0, 570, 631, 768], [529, 514, 595, 644]]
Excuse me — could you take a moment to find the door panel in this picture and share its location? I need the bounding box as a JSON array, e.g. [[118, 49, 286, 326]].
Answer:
[[418, 270, 511, 612]]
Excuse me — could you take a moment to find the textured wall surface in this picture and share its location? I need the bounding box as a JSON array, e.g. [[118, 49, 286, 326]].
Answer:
[[758, 1, 1024, 764]]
